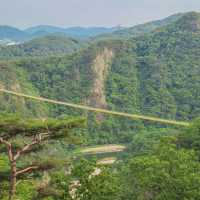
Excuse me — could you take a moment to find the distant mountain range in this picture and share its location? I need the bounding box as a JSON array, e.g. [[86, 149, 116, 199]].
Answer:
[[0, 26, 121, 44], [0, 26, 29, 43], [0, 13, 185, 44], [25, 26, 121, 38]]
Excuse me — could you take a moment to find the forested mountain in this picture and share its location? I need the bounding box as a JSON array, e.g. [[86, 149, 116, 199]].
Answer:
[[1, 11, 200, 200], [112, 13, 184, 38], [94, 13, 184, 41], [0, 35, 84, 58], [0, 12, 200, 144]]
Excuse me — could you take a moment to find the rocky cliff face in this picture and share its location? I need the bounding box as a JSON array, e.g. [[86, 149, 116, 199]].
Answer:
[[88, 48, 114, 121], [89, 48, 114, 108]]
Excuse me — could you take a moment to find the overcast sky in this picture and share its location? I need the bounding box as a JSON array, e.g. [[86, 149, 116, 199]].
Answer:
[[1, 0, 200, 28]]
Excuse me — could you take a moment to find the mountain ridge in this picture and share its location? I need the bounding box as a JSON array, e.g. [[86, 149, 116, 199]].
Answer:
[[0, 11, 198, 43], [0, 26, 120, 42], [111, 13, 184, 38]]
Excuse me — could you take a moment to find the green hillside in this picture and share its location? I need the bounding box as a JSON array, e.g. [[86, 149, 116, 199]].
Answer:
[[2, 11, 200, 200], [1, 12, 200, 144], [95, 13, 184, 41], [0, 35, 84, 58]]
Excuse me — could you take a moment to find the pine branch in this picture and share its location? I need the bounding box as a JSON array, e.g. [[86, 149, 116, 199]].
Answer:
[[14, 133, 49, 161], [0, 137, 13, 162], [14, 139, 39, 161], [0, 137, 11, 146], [16, 166, 39, 176]]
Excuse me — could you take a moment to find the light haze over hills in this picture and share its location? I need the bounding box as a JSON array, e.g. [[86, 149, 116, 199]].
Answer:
[[1, 0, 200, 28], [0, 12, 187, 43]]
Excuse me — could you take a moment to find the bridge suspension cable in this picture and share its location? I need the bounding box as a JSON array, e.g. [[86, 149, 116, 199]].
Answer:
[[0, 88, 190, 127]]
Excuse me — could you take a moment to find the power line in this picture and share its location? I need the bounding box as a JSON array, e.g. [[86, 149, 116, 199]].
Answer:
[[0, 88, 190, 127]]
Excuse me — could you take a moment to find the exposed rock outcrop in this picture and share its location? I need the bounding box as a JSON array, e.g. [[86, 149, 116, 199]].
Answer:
[[88, 48, 114, 121]]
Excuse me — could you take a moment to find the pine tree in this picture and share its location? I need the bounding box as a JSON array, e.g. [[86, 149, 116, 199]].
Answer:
[[0, 113, 85, 200]]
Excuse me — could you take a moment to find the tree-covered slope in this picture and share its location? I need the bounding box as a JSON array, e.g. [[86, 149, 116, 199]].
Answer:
[[134, 12, 200, 119], [0, 35, 84, 58], [95, 13, 184, 41], [112, 13, 184, 38], [0, 61, 48, 116], [1, 12, 200, 143]]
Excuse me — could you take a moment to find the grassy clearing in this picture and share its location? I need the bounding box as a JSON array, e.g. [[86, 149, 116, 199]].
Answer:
[[79, 144, 126, 155], [97, 157, 117, 165]]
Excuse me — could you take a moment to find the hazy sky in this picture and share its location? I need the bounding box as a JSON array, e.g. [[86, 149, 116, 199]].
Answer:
[[1, 0, 200, 28]]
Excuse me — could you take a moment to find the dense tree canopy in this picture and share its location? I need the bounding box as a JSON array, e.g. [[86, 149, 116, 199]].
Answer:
[[1, 12, 200, 200], [1, 13, 200, 145]]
